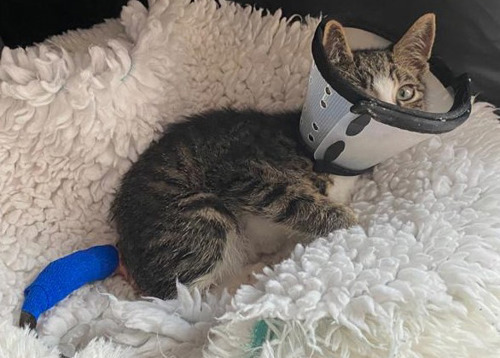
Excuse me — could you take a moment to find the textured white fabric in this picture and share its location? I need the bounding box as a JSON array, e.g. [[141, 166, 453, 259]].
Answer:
[[1, 0, 500, 357], [0, 321, 134, 358]]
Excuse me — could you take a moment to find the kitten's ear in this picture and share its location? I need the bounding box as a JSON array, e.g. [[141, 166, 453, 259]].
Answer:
[[393, 13, 436, 73], [322, 20, 354, 66]]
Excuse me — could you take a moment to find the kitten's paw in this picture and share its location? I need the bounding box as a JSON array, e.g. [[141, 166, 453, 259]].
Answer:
[[318, 205, 357, 235], [335, 206, 358, 229]]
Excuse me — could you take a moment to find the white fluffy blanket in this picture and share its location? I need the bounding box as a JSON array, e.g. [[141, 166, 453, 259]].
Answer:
[[1, 0, 500, 357]]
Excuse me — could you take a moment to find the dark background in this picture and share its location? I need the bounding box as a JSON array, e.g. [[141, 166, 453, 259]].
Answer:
[[1, 0, 499, 105]]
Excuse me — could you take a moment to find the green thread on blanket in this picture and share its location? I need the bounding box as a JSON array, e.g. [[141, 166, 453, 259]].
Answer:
[[249, 319, 274, 357], [121, 63, 134, 81]]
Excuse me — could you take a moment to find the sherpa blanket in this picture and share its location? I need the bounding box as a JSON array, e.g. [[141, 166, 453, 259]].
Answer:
[[1, 0, 500, 357]]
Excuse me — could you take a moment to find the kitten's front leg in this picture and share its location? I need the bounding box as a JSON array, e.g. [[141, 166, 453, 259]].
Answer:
[[241, 179, 357, 237]]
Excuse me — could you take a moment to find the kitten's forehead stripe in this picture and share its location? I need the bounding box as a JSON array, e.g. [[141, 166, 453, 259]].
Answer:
[[328, 48, 427, 110]]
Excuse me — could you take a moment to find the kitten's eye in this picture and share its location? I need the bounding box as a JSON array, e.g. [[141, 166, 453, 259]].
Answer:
[[396, 85, 416, 101]]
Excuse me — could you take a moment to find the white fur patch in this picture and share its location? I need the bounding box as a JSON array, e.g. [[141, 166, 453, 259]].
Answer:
[[239, 214, 306, 262], [326, 175, 358, 204], [372, 76, 397, 104]]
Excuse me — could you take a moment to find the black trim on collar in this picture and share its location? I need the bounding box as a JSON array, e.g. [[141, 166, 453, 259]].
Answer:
[[313, 160, 374, 176]]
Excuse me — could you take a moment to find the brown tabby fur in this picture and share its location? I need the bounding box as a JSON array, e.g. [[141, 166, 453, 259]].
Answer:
[[111, 14, 436, 299]]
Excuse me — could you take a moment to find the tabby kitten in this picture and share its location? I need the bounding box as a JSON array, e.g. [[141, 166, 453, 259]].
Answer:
[[111, 14, 436, 299]]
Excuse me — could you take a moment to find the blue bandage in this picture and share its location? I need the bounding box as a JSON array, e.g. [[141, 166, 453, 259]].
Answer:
[[21, 245, 119, 320]]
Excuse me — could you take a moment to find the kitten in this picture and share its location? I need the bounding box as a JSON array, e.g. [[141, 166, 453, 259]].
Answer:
[[111, 14, 436, 299]]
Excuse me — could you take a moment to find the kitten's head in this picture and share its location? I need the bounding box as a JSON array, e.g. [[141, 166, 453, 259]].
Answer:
[[322, 14, 436, 110]]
